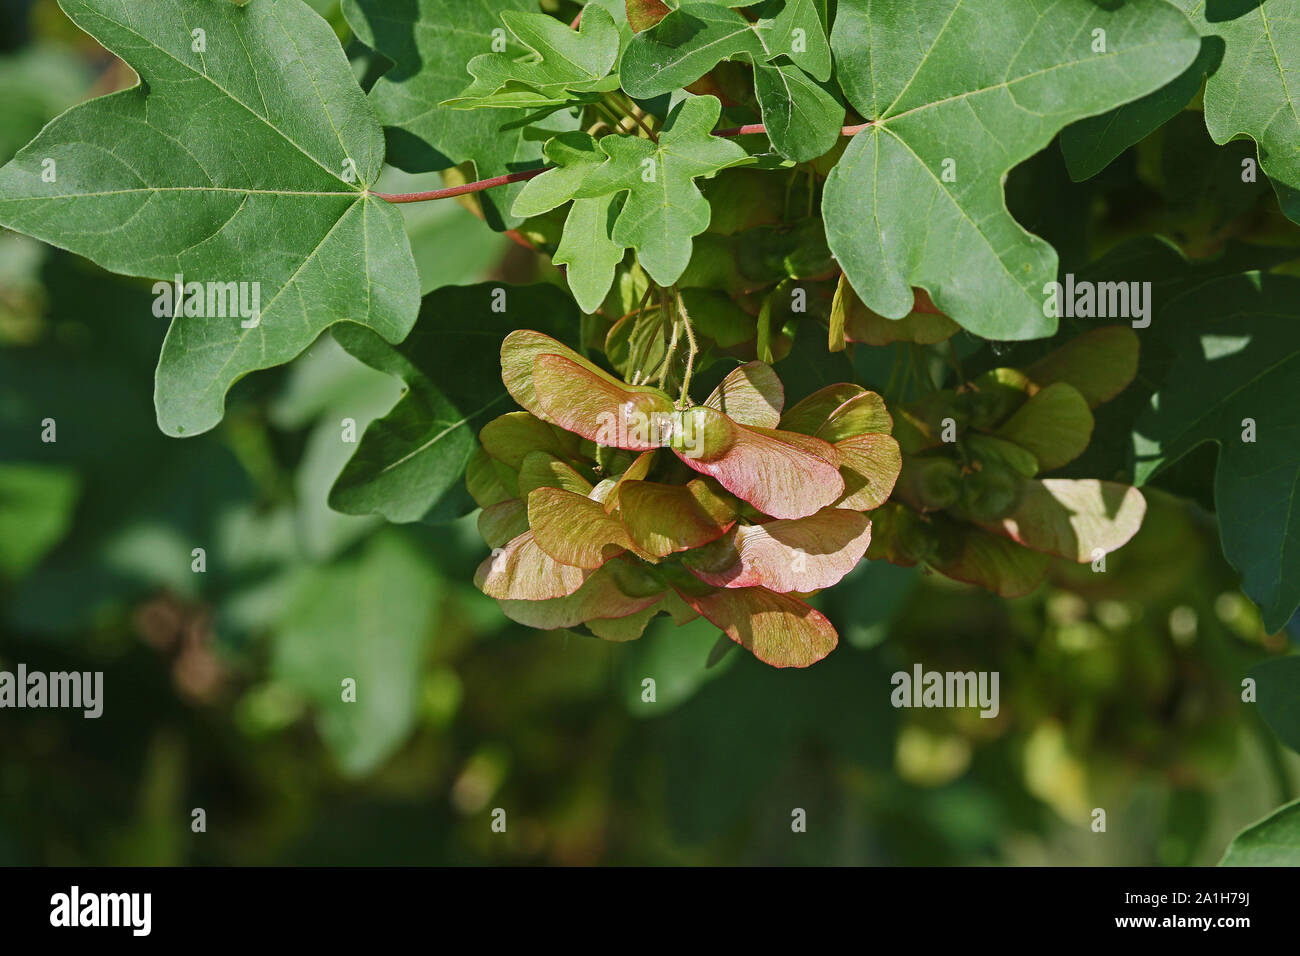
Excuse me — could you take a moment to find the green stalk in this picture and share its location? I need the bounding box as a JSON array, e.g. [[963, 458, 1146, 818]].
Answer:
[[675, 288, 698, 406]]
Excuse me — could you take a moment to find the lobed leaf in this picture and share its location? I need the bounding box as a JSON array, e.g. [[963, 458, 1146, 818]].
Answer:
[[824, 0, 1201, 339], [343, 0, 575, 227], [570, 96, 750, 285], [621, 0, 842, 161], [445, 6, 622, 110], [329, 284, 577, 523], [1133, 274, 1300, 631], [1063, 0, 1300, 225], [0, 0, 421, 437]]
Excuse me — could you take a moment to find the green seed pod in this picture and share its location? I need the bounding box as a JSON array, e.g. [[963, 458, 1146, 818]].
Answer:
[[656, 560, 716, 598], [595, 444, 634, 477], [894, 455, 963, 512], [776, 218, 836, 279], [894, 508, 941, 564], [957, 460, 1025, 522], [963, 369, 1031, 430], [682, 531, 739, 575], [678, 233, 742, 295], [670, 406, 733, 459], [701, 169, 786, 235], [607, 557, 668, 599], [734, 218, 835, 284], [965, 433, 1038, 479]]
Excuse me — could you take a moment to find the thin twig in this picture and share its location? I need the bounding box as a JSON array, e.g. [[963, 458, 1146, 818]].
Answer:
[[659, 314, 680, 390], [946, 337, 965, 387], [675, 288, 698, 406], [373, 122, 872, 204], [712, 121, 871, 139], [371, 167, 546, 203], [613, 92, 659, 142]]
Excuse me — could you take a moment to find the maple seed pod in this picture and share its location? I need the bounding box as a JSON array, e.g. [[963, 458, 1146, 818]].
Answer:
[[670, 406, 731, 459], [894, 509, 941, 564], [596, 444, 635, 476], [607, 558, 667, 599], [957, 461, 1025, 522], [682, 532, 740, 575], [895, 455, 962, 512], [963, 373, 1030, 430]]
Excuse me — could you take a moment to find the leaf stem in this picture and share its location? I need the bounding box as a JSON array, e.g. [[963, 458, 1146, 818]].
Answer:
[[659, 309, 680, 391], [370, 167, 547, 203], [614, 92, 659, 141], [712, 121, 872, 139], [946, 337, 966, 387], [591, 100, 627, 136], [373, 123, 872, 204], [675, 287, 698, 406]]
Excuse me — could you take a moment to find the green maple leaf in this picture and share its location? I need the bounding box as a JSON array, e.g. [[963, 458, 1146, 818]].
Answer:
[[554, 195, 627, 315], [343, 0, 576, 228], [991, 235, 1300, 481], [0, 0, 420, 438], [1195, 0, 1300, 224], [512, 131, 611, 216], [329, 284, 579, 523], [1062, 0, 1300, 225], [823, 0, 1200, 340], [1221, 799, 1300, 865], [274, 530, 438, 777], [1133, 273, 1300, 633], [1251, 656, 1300, 756], [1059, 27, 1218, 181], [512, 131, 628, 312], [444, 4, 622, 111], [620, 0, 843, 162], [514, 97, 748, 288], [0, 464, 80, 579]]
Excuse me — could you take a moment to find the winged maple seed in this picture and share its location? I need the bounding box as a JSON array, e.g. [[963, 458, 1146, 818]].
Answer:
[[467, 331, 902, 668], [868, 326, 1148, 597]]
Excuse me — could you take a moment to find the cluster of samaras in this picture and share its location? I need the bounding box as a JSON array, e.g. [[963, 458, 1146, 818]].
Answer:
[[466, 331, 902, 667], [467, 327, 1147, 667]]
